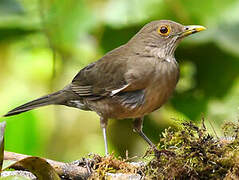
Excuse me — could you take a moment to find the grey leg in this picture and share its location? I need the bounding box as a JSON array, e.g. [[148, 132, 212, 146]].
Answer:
[[133, 117, 156, 149], [100, 117, 109, 156]]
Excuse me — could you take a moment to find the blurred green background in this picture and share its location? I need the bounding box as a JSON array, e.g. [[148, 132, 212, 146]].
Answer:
[[0, 0, 239, 161]]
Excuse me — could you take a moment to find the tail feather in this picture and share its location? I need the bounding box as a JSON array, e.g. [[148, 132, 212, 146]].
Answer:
[[4, 90, 65, 117]]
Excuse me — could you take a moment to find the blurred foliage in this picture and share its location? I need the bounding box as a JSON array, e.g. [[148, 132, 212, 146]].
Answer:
[[0, 0, 239, 161]]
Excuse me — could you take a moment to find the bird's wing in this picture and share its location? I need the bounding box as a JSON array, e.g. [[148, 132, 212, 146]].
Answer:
[[70, 59, 130, 100], [70, 46, 153, 100]]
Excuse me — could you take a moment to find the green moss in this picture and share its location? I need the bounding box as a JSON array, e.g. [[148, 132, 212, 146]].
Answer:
[[89, 154, 139, 179], [144, 120, 239, 179], [89, 120, 239, 179]]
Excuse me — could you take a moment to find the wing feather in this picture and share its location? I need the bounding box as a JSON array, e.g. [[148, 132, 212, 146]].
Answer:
[[69, 45, 154, 100]]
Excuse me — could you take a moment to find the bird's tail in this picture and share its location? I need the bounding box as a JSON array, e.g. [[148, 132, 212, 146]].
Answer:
[[4, 90, 67, 117]]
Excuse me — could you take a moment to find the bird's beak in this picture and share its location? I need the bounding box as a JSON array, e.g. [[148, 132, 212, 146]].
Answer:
[[180, 25, 206, 37]]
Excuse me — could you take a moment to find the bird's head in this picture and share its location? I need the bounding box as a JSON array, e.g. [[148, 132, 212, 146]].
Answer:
[[129, 20, 206, 59]]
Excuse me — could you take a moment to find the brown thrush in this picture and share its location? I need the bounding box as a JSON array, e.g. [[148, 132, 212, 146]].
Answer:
[[4, 20, 206, 155]]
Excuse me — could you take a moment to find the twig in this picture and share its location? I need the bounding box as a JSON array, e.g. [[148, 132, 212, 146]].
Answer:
[[207, 118, 219, 139]]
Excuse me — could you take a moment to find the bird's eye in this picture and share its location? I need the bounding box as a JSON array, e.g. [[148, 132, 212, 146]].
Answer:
[[157, 25, 171, 36]]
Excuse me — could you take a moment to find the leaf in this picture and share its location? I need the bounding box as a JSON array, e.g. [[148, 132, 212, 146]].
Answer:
[[102, 0, 163, 27], [2, 160, 16, 170], [0, 0, 23, 16], [0, 28, 37, 43], [4, 157, 60, 180], [172, 42, 239, 120], [214, 22, 239, 57], [0, 122, 6, 171], [44, 0, 96, 52]]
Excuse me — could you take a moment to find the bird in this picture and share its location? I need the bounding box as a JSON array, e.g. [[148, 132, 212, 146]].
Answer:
[[4, 20, 206, 155]]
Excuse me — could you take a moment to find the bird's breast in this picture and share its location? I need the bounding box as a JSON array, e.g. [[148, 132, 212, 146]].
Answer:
[[86, 59, 179, 119], [138, 59, 179, 115]]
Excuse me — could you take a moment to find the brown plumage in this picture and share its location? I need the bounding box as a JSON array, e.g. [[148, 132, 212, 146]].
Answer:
[[4, 20, 206, 155]]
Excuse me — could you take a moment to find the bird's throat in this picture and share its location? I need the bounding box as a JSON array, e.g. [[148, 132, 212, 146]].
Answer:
[[144, 37, 179, 62], [145, 46, 175, 62]]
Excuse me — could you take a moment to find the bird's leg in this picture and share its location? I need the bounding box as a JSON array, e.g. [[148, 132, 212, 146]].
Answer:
[[100, 117, 109, 156], [133, 117, 157, 150]]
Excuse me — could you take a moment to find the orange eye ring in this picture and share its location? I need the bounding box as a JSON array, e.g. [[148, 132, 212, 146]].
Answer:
[[157, 25, 171, 36]]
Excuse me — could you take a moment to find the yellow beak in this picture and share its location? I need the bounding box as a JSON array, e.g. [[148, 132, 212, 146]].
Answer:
[[181, 25, 207, 37]]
